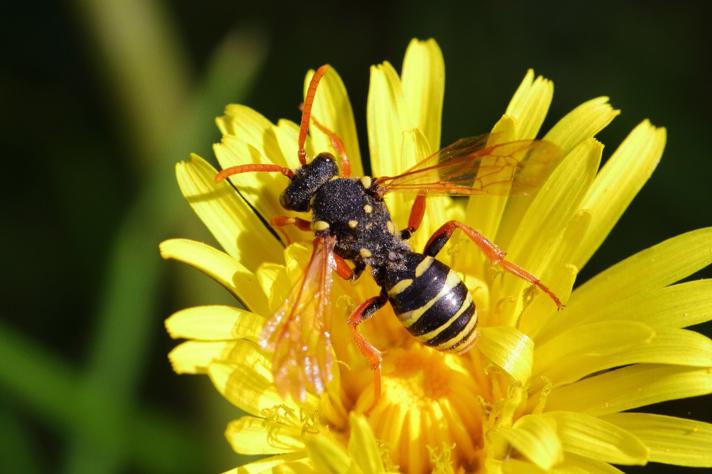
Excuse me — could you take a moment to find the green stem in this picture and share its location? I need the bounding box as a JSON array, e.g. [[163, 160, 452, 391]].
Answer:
[[70, 0, 190, 166], [62, 28, 266, 473]]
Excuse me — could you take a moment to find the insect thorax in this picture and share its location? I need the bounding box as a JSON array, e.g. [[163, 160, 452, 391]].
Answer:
[[311, 178, 406, 268]]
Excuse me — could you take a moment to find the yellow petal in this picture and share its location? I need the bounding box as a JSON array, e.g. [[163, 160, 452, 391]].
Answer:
[[498, 138, 601, 261], [571, 121, 666, 268], [493, 459, 547, 473], [478, 326, 533, 383], [304, 67, 364, 176], [401, 38, 445, 152], [541, 325, 712, 388], [495, 139, 601, 325], [159, 238, 269, 316], [533, 321, 655, 385], [462, 116, 517, 255], [168, 340, 234, 374], [544, 97, 619, 155], [256, 262, 284, 300], [274, 118, 309, 170], [348, 413, 385, 474], [176, 154, 282, 270], [601, 412, 712, 467], [494, 414, 563, 470], [545, 280, 712, 341], [546, 228, 712, 337], [518, 263, 577, 339], [505, 69, 553, 140], [213, 137, 299, 245], [367, 61, 409, 178], [546, 364, 712, 416], [543, 411, 648, 465], [219, 104, 291, 166], [549, 210, 592, 270], [208, 341, 314, 416], [233, 453, 309, 474], [225, 416, 305, 455], [397, 128, 448, 246], [165, 305, 263, 341], [556, 453, 625, 473], [304, 433, 355, 474]]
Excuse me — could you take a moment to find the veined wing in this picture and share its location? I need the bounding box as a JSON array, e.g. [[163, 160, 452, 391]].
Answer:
[[376, 135, 562, 196], [260, 235, 337, 402]]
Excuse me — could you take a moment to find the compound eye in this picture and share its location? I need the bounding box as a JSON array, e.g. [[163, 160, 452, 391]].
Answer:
[[279, 191, 292, 210]]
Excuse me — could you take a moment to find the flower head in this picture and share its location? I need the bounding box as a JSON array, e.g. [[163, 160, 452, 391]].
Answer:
[[163, 39, 712, 473]]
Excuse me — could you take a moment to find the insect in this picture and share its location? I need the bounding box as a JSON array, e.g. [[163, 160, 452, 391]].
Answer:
[[215, 65, 564, 405]]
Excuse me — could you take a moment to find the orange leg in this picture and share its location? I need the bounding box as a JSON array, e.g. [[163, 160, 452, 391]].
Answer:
[[400, 193, 427, 240], [270, 215, 312, 244], [424, 221, 564, 310], [347, 292, 387, 412], [311, 115, 352, 177], [334, 255, 365, 281]]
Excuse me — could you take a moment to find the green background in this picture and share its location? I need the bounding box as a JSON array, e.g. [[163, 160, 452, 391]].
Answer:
[[2, 0, 711, 472]]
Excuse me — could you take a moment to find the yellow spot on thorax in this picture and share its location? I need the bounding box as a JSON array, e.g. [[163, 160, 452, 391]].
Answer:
[[313, 220, 330, 231], [364, 204, 373, 214], [360, 176, 372, 189], [348, 219, 358, 229]]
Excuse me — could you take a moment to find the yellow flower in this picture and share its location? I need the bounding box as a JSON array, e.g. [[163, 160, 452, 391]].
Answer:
[[162, 39, 712, 473]]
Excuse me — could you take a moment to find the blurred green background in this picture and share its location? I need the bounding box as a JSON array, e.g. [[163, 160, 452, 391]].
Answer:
[[2, 0, 711, 473]]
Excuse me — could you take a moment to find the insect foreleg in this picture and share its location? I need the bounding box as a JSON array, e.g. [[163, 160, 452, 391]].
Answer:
[[424, 221, 564, 310], [271, 215, 312, 231], [347, 290, 387, 411], [400, 193, 427, 240], [270, 215, 312, 245]]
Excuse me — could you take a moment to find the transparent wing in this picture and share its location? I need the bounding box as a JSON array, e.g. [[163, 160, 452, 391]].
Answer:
[[259, 235, 337, 402], [376, 135, 562, 196]]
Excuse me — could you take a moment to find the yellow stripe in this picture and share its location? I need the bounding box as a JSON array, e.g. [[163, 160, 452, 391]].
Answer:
[[417, 290, 472, 341], [399, 271, 461, 327], [388, 278, 413, 297], [436, 307, 479, 352], [415, 256, 434, 278]]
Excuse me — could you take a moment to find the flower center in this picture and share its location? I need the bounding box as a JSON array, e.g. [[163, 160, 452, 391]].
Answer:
[[360, 345, 485, 474]]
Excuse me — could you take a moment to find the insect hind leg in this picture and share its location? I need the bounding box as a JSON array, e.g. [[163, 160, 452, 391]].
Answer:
[[424, 220, 564, 310]]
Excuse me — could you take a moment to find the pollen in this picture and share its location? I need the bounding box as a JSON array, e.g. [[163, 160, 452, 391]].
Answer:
[[361, 346, 484, 474], [359, 247, 372, 258]]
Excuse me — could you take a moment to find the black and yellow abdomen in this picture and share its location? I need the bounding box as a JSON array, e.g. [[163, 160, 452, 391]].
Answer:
[[386, 255, 478, 353]]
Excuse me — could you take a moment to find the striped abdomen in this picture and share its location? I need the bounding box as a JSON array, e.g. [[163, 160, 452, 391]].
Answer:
[[386, 255, 478, 353]]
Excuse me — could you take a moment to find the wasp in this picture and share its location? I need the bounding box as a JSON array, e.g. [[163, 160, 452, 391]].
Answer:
[[215, 65, 564, 404]]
